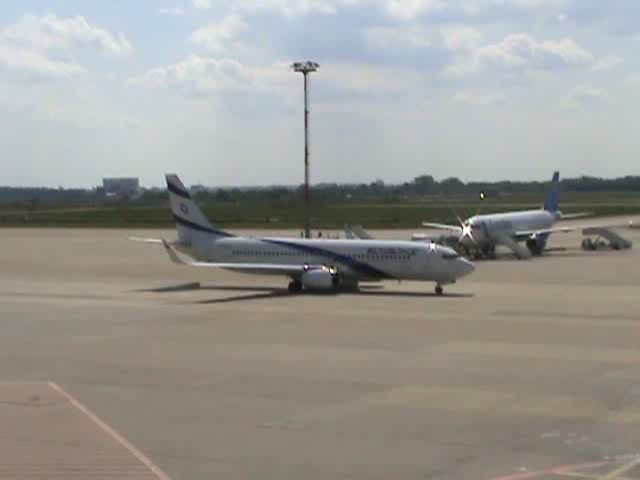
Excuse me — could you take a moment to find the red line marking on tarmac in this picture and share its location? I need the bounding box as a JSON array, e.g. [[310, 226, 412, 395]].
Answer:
[[489, 461, 610, 480], [48, 381, 172, 480]]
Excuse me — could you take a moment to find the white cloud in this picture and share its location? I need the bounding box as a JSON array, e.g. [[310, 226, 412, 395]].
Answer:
[[565, 85, 608, 108], [192, 0, 212, 10], [447, 33, 594, 76], [0, 13, 133, 81], [591, 55, 624, 71], [499, 0, 562, 7], [383, 0, 446, 20], [230, 0, 444, 19], [232, 0, 340, 16], [452, 91, 506, 106], [128, 54, 295, 96], [189, 15, 248, 54], [0, 43, 87, 79], [2, 13, 133, 58]]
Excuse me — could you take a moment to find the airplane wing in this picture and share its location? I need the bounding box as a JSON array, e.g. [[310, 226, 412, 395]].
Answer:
[[344, 224, 374, 240], [160, 240, 308, 275], [515, 227, 573, 237], [421, 222, 463, 233], [344, 225, 356, 239], [515, 222, 631, 238], [492, 234, 532, 260]]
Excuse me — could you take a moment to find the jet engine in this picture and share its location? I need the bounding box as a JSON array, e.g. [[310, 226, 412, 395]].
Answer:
[[525, 234, 547, 255], [300, 266, 339, 291]]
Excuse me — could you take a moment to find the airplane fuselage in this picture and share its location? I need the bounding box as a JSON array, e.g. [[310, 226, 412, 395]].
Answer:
[[461, 209, 558, 250], [182, 236, 474, 285]]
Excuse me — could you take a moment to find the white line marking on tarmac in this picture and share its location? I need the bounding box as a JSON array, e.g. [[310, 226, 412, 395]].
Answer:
[[48, 381, 172, 480], [599, 455, 640, 479]]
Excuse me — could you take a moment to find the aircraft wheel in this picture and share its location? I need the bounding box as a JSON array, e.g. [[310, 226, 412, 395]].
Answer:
[[435, 285, 443, 296], [288, 280, 302, 293]]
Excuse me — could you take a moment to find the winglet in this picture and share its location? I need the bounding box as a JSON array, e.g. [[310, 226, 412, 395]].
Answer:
[[162, 240, 187, 265]]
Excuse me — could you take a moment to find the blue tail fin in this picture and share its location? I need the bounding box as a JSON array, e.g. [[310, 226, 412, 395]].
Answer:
[[543, 171, 560, 213]]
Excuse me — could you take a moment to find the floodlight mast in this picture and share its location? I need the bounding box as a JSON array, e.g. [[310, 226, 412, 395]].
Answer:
[[291, 61, 319, 239]]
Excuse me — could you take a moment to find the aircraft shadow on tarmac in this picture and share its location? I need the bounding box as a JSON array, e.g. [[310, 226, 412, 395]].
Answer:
[[134, 283, 473, 304], [135, 283, 276, 293]]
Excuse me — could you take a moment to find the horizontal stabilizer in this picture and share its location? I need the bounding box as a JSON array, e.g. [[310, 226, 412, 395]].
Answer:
[[517, 221, 633, 239], [560, 212, 592, 220], [129, 237, 164, 244], [422, 222, 463, 233]]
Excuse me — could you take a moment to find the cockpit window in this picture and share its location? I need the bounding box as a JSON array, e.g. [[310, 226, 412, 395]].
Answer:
[[442, 252, 460, 260]]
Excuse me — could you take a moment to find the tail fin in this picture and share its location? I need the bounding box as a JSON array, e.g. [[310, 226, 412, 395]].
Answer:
[[543, 171, 560, 213], [165, 174, 232, 245]]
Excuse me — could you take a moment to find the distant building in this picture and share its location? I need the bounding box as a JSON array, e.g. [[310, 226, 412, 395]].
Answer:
[[102, 177, 141, 200], [190, 184, 212, 194]]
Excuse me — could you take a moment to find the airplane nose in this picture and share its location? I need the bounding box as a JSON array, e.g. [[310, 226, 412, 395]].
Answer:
[[457, 258, 475, 277]]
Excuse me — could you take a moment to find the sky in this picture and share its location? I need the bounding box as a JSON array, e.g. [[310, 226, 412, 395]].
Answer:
[[1, 0, 639, 188]]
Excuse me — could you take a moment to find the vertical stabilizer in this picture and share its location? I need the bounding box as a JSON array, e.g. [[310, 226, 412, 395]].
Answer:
[[165, 174, 232, 245], [543, 171, 560, 213]]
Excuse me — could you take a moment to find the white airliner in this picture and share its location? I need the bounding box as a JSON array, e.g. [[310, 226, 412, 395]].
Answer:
[[132, 174, 475, 295], [419, 171, 629, 259]]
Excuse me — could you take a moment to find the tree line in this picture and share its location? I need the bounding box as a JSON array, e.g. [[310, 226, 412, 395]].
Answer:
[[1, 174, 638, 206]]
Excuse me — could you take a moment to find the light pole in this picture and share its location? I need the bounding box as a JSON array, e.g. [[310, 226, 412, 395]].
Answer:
[[291, 61, 319, 239]]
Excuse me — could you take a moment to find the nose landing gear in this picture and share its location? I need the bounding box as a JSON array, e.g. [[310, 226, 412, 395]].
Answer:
[[435, 284, 443, 296]]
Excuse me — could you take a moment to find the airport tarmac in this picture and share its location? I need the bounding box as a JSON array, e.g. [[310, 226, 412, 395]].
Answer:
[[0, 221, 639, 479]]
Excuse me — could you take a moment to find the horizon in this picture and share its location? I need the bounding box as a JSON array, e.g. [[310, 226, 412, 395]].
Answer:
[[2, 172, 640, 191]]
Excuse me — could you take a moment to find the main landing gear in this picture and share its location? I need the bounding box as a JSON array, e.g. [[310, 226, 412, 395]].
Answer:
[[288, 280, 302, 293], [435, 284, 443, 296]]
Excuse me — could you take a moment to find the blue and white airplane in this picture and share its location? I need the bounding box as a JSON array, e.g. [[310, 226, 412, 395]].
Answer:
[[420, 171, 625, 259], [132, 174, 475, 295]]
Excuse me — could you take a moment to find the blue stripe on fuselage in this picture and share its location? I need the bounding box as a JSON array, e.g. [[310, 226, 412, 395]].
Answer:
[[174, 214, 233, 237], [262, 239, 394, 279]]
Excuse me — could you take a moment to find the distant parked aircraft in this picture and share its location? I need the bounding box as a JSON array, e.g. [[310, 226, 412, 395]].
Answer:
[[419, 171, 631, 259]]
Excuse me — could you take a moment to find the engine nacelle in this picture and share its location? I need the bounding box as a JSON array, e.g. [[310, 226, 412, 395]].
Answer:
[[301, 267, 339, 291], [525, 234, 547, 255]]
